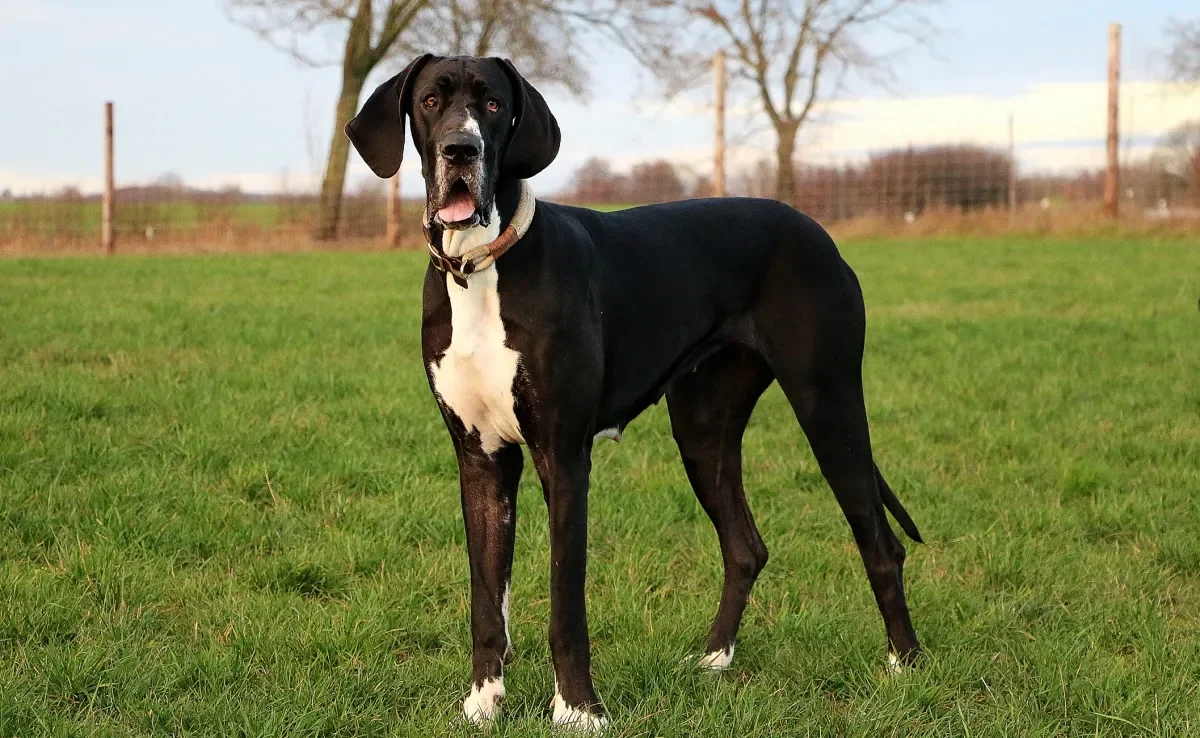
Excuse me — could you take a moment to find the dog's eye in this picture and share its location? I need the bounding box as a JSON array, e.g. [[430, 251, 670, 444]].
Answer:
[[486, 99, 501, 113], [422, 95, 438, 109]]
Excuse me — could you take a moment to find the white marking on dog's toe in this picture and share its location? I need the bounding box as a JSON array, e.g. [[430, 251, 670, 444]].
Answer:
[[463, 677, 505, 725], [887, 651, 903, 675], [697, 644, 734, 671], [551, 687, 608, 733]]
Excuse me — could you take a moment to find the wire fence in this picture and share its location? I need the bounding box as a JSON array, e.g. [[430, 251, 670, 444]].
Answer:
[[3, 84, 1198, 255], [0, 102, 425, 255], [7, 144, 1196, 255], [0, 189, 445, 254], [0, 190, 426, 253], [556, 141, 1200, 232]]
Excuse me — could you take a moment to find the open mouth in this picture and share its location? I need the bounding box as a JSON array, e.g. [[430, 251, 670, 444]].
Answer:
[[436, 179, 478, 228]]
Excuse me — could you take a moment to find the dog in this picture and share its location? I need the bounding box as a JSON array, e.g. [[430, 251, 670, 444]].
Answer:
[[347, 54, 924, 731]]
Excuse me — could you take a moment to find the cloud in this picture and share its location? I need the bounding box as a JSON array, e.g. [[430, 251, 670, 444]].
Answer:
[[797, 81, 1200, 170], [564, 81, 1200, 177], [188, 171, 321, 194]]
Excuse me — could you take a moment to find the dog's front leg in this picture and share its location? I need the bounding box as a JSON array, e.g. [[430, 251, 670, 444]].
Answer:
[[457, 443, 523, 726], [531, 445, 609, 731]]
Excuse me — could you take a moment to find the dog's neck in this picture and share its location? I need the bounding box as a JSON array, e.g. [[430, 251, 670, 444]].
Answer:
[[432, 178, 524, 258]]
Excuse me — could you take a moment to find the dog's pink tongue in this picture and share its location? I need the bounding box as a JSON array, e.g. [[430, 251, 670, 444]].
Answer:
[[437, 192, 475, 223]]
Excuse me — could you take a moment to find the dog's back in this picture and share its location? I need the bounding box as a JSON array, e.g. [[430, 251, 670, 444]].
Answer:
[[542, 196, 852, 320], [553, 197, 842, 274]]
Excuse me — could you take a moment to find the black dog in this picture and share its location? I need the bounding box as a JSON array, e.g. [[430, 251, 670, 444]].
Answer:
[[347, 54, 923, 731]]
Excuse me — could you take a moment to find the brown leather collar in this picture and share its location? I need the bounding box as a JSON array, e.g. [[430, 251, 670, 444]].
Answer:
[[425, 180, 536, 288]]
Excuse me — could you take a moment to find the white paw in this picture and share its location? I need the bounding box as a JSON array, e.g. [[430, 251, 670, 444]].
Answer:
[[887, 652, 903, 675], [551, 691, 609, 733], [463, 677, 505, 725], [697, 644, 734, 671]]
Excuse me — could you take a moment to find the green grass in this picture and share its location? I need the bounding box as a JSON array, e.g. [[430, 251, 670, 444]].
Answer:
[[1, 237, 1199, 736]]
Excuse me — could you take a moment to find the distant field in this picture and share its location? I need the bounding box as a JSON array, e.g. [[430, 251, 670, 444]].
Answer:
[[1, 238, 1199, 736], [0, 199, 629, 231], [7, 198, 1198, 256], [0, 199, 409, 250], [0, 200, 295, 231], [0, 199, 623, 251]]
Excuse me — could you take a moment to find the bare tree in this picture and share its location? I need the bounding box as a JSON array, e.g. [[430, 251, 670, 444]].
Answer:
[[228, 0, 611, 239], [398, 0, 594, 94], [564, 157, 629, 202], [609, 0, 938, 206], [1167, 17, 1200, 83], [228, 0, 428, 240], [629, 159, 686, 202], [1157, 120, 1200, 205]]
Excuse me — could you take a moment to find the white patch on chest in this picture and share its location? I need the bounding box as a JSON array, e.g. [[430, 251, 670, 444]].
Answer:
[[429, 206, 524, 455]]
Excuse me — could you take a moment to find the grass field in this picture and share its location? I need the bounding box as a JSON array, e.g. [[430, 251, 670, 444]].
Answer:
[[1, 237, 1198, 736]]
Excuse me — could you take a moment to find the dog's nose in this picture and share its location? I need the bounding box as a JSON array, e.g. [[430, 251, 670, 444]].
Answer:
[[441, 131, 483, 163]]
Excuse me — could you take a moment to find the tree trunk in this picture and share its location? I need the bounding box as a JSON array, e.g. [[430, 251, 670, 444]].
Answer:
[[313, 73, 366, 241], [774, 122, 799, 207]]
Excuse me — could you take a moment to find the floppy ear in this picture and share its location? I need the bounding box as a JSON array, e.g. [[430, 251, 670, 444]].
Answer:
[[495, 58, 561, 179], [345, 54, 433, 178]]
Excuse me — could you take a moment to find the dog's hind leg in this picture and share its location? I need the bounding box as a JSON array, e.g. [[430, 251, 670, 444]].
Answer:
[[781, 375, 920, 665], [753, 243, 922, 666], [666, 345, 775, 670]]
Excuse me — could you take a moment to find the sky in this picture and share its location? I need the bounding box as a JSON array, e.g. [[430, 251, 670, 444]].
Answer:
[[0, 0, 1197, 196]]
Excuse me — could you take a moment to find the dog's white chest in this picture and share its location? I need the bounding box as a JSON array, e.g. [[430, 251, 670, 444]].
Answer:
[[429, 216, 524, 455]]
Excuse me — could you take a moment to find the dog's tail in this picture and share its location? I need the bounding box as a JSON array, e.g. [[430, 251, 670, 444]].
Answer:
[[875, 465, 923, 544]]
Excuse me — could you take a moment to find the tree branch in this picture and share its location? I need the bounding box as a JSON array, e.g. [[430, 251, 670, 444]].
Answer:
[[371, 0, 428, 64], [1167, 16, 1200, 83]]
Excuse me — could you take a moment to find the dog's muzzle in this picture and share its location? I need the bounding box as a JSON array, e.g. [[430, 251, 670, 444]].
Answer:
[[432, 130, 487, 228]]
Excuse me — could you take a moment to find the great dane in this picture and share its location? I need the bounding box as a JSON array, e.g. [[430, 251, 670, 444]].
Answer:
[[347, 54, 923, 731]]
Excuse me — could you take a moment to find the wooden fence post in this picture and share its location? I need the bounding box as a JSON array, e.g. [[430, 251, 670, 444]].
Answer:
[[386, 173, 401, 248], [1103, 23, 1121, 219], [713, 50, 727, 197], [102, 101, 115, 253]]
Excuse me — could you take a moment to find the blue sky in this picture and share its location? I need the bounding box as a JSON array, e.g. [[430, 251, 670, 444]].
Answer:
[[1, 0, 1196, 195]]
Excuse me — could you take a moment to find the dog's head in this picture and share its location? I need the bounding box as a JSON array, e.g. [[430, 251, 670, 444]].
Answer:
[[346, 55, 560, 230]]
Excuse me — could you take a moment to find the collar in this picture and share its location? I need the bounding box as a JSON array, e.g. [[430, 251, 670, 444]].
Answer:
[[424, 180, 536, 288]]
